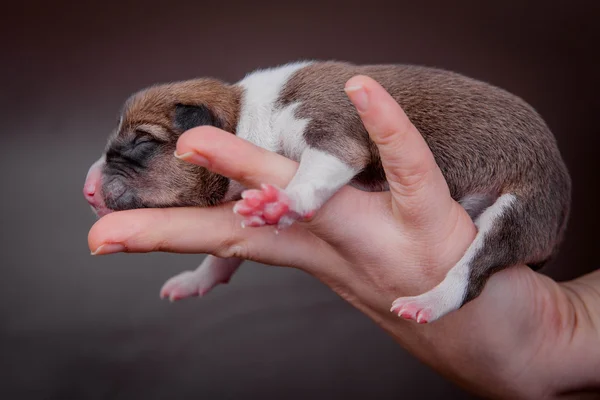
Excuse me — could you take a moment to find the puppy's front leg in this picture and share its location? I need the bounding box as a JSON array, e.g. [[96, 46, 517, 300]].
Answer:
[[160, 256, 243, 301], [233, 147, 359, 229]]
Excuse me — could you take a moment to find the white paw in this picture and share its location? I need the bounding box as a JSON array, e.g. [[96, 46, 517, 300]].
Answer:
[[159, 270, 227, 302], [390, 277, 467, 323], [390, 294, 444, 324]]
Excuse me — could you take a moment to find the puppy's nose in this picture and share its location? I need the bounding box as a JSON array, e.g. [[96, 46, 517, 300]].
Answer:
[[83, 181, 97, 204], [84, 156, 105, 207]]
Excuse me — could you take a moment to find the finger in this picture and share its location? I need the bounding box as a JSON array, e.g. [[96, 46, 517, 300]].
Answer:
[[175, 126, 298, 189], [344, 75, 455, 226], [174, 126, 364, 232], [87, 204, 326, 270]]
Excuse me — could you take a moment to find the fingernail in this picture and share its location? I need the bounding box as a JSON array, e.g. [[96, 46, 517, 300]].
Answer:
[[174, 151, 210, 168], [91, 243, 126, 255], [344, 85, 369, 113]]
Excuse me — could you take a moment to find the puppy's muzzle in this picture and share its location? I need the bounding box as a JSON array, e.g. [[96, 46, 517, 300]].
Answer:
[[83, 157, 112, 217]]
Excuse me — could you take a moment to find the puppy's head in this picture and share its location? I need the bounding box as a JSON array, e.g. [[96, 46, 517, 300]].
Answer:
[[83, 79, 240, 217]]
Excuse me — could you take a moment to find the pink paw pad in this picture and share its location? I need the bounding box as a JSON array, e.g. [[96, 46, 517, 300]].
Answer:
[[391, 300, 433, 324], [234, 184, 313, 228]]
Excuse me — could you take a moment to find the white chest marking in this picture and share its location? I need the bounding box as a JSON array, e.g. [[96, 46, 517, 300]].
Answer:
[[236, 61, 313, 159]]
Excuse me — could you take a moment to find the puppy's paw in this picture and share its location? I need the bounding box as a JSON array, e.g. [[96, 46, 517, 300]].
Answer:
[[390, 298, 435, 324], [390, 292, 460, 324], [391, 269, 468, 324], [234, 184, 314, 230], [160, 270, 229, 302]]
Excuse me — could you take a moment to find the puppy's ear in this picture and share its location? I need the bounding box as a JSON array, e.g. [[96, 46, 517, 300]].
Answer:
[[174, 104, 223, 132]]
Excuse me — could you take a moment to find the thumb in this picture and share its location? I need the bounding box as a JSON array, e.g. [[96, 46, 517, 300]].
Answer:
[[344, 75, 454, 226]]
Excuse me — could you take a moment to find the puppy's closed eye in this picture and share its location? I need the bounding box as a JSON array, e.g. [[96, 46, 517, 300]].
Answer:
[[106, 134, 160, 167], [128, 135, 160, 162], [132, 131, 160, 146]]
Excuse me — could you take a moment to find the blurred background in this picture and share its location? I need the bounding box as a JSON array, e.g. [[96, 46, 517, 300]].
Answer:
[[1, 0, 598, 399]]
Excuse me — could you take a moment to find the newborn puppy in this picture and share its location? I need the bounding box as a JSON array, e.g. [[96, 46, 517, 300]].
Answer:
[[84, 61, 571, 324]]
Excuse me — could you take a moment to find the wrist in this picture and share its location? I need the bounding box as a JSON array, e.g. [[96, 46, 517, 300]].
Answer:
[[554, 270, 600, 397], [396, 267, 600, 399], [341, 264, 590, 399], [386, 266, 552, 399]]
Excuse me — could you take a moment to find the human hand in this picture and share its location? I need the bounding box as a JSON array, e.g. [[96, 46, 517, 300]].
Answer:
[[87, 76, 600, 399]]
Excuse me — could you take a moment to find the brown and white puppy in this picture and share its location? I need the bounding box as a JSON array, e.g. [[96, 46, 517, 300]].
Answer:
[[84, 61, 571, 324]]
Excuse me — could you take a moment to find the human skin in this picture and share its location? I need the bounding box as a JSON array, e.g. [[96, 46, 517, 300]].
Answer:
[[88, 76, 600, 399]]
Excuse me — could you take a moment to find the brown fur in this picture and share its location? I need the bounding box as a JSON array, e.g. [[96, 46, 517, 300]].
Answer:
[[122, 79, 241, 134], [278, 62, 571, 301], [101, 79, 241, 210], [279, 62, 568, 201], [97, 61, 571, 309]]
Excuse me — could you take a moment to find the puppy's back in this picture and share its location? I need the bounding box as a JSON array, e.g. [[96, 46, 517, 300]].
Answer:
[[279, 61, 570, 266], [281, 62, 565, 196]]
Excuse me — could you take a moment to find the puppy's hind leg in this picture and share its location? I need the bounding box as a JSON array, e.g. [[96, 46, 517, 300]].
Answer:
[[160, 256, 243, 301], [391, 193, 550, 324], [233, 147, 360, 230]]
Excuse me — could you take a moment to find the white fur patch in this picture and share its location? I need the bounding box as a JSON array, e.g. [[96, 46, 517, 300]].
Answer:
[[435, 193, 516, 308], [285, 147, 358, 214], [236, 61, 313, 154], [272, 102, 310, 162], [392, 193, 517, 322]]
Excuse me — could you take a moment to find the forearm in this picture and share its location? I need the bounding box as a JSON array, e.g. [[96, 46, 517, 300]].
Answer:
[[556, 269, 600, 397], [376, 267, 552, 399], [329, 264, 600, 399], [563, 268, 600, 334]]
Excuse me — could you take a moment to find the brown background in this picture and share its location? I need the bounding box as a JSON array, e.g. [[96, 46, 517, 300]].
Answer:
[[1, 1, 598, 399]]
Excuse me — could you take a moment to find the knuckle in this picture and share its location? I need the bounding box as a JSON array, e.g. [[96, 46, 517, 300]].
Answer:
[[376, 127, 404, 146], [90, 211, 139, 244], [214, 216, 251, 259], [388, 167, 433, 197], [140, 209, 174, 252], [399, 169, 432, 192], [107, 209, 173, 253], [216, 239, 250, 259], [376, 116, 416, 145]]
